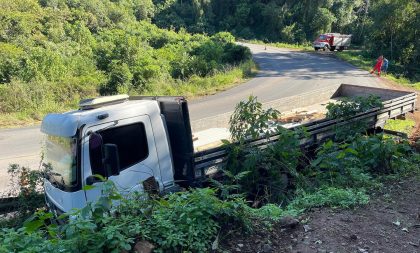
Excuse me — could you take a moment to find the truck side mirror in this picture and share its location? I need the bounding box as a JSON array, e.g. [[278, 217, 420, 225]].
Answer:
[[103, 144, 120, 176], [89, 132, 107, 177]]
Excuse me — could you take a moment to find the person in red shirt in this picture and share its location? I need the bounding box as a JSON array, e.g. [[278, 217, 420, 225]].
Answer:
[[370, 55, 384, 76]]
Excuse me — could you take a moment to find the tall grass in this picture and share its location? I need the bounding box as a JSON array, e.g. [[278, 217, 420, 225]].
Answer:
[[240, 39, 312, 50], [143, 60, 256, 97], [0, 61, 256, 128], [335, 51, 420, 90]]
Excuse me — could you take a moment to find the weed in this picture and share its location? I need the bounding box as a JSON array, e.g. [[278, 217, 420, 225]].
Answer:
[[326, 95, 383, 120], [0, 165, 45, 228], [286, 187, 370, 215], [224, 96, 304, 204], [335, 51, 419, 89], [384, 119, 415, 135], [229, 95, 280, 143], [325, 95, 383, 142], [0, 180, 252, 253], [241, 39, 312, 51]]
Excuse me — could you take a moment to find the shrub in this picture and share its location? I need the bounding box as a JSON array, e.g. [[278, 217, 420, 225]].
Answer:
[[0, 164, 45, 228], [225, 96, 304, 204], [326, 95, 383, 141], [0, 180, 252, 253], [351, 134, 413, 174], [326, 95, 383, 120], [0, 4, 252, 124]]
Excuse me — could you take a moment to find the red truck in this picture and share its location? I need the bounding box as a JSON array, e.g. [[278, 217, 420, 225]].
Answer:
[[313, 33, 351, 51]]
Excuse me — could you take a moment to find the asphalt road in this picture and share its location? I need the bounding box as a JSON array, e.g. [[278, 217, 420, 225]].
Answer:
[[189, 43, 383, 120], [0, 43, 384, 192]]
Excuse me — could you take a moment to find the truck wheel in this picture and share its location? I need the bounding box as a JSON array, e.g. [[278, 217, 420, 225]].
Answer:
[[323, 45, 328, 51], [330, 46, 336, 51], [314, 47, 319, 51], [338, 47, 344, 52]]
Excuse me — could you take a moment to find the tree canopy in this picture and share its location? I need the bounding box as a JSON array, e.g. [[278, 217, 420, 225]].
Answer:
[[154, 0, 419, 80], [0, 0, 251, 117], [0, 0, 418, 119]]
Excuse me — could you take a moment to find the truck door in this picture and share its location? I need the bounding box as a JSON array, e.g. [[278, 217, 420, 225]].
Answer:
[[82, 115, 162, 203]]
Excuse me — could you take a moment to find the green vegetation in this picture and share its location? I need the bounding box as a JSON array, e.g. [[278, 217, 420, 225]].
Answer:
[[153, 0, 419, 82], [336, 51, 420, 89], [287, 187, 370, 212], [325, 95, 383, 140], [1, 181, 252, 253], [326, 95, 383, 120], [141, 60, 256, 98], [1, 0, 418, 125], [241, 39, 312, 51], [384, 118, 416, 135], [0, 165, 44, 228], [0, 0, 252, 126], [1, 96, 419, 252], [220, 95, 418, 216]]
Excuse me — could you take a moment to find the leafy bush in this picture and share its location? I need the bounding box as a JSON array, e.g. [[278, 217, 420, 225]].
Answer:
[[309, 140, 377, 189], [326, 95, 383, 120], [229, 95, 279, 143], [351, 135, 413, 174], [0, 180, 251, 253], [223, 96, 418, 219], [224, 96, 304, 204], [0, 165, 45, 228], [0, 1, 252, 124], [325, 95, 383, 141], [308, 133, 415, 190], [146, 188, 249, 252]]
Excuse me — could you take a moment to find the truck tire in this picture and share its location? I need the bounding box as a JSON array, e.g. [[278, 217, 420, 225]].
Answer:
[[314, 47, 319, 51], [323, 45, 328, 51], [338, 46, 344, 52], [330, 46, 336, 51]]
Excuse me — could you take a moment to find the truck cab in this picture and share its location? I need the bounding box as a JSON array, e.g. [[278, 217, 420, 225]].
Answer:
[[313, 33, 351, 51], [41, 95, 194, 215], [313, 34, 332, 51]]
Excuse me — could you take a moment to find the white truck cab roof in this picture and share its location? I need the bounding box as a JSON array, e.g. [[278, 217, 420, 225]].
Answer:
[[41, 96, 160, 137]]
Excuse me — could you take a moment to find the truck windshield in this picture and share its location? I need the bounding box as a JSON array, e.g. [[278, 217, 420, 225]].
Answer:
[[44, 135, 77, 188], [319, 35, 327, 40]]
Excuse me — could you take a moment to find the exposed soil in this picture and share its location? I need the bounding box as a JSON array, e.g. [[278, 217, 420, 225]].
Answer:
[[221, 178, 420, 253]]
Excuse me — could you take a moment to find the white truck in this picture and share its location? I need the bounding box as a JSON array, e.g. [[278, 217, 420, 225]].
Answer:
[[40, 85, 416, 215]]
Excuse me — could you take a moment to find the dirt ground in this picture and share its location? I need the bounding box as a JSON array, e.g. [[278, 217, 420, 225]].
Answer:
[[222, 178, 420, 253]]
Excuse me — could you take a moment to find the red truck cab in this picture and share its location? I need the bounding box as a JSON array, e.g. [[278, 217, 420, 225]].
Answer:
[[313, 33, 351, 52]]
